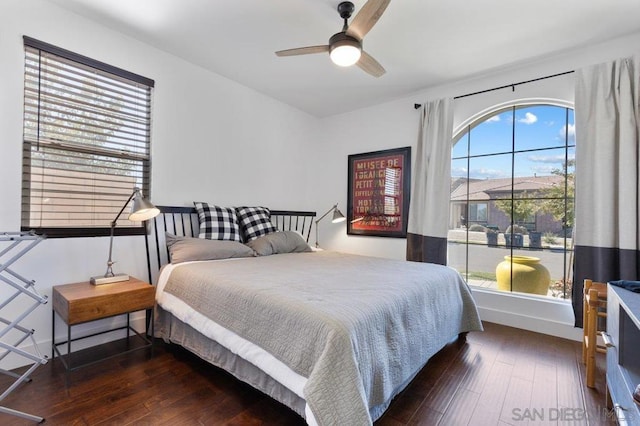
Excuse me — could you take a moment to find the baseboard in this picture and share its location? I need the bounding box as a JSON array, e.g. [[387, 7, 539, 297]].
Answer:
[[471, 287, 582, 341], [477, 306, 582, 341], [1, 313, 148, 371]]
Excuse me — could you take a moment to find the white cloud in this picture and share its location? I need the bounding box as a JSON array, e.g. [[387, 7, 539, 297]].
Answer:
[[469, 168, 507, 179], [527, 154, 565, 164], [531, 165, 557, 174], [485, 115, 500, 123], [527, 154, 575, 176], [454, 165, 507, 180], [559, 123, 575, 139], [451, 166, 468, 177], [518, 112, 538, 125]]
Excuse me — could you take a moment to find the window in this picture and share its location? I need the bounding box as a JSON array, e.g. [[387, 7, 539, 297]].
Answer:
[[22, 36, 154, 237], [449, 103, 575, 299], [469, 203, 487, 223]]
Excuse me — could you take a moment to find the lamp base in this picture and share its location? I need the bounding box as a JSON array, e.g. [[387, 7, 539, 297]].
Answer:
[[90, 273, 130, 285]]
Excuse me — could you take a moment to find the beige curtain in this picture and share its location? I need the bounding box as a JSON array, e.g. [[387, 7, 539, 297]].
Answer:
[[573, 54, 640, 326], [406, 98, 454, 264]]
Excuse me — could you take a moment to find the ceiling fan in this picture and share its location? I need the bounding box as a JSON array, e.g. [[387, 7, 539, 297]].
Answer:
[[275, 0, 390, 77]]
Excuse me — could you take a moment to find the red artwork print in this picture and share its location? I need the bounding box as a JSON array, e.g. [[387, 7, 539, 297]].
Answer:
[[351, 154, 404, 232]]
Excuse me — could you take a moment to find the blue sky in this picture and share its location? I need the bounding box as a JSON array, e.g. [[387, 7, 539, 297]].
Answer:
[[452, 105, 575, 179]]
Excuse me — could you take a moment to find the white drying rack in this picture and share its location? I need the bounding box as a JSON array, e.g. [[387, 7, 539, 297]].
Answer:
[[0, 231, 48, 423]]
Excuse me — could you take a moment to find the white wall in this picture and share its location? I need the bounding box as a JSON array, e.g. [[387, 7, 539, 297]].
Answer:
[[0, 0, 319, 368], [317, 32, 640, 340]]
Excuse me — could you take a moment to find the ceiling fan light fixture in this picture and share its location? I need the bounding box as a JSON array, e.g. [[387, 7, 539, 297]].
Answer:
[[330, 44, 361, 67], [329, 33, 361, 67], [275, 0, 388, 77]]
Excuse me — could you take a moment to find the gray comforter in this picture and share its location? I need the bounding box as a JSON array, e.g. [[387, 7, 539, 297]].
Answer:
[[160, 251, 482, 425]]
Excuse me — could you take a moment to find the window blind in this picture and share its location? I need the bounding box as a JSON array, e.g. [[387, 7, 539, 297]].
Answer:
[[21, 37, 154, 237]]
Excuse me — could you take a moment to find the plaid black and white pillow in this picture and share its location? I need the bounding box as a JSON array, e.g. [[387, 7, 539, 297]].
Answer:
[[194, 202, 241, 242], [236, 206, 277, 242]]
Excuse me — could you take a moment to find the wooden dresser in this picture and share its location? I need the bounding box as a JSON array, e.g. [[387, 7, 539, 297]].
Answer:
[[606, 284, 640, 425]]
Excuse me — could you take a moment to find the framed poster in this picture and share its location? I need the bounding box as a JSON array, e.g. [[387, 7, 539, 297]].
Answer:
[[347, 146, 411, 238]]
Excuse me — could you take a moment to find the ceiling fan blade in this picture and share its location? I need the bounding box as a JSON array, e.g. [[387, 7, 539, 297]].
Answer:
[[275, 45, 329, 57], [346, 0, 391, 41], [357, 51, 386, 77]]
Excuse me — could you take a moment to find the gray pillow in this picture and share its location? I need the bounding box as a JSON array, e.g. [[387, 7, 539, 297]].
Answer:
[[246, 231, 312, 256], [166, 233, 255, 263]]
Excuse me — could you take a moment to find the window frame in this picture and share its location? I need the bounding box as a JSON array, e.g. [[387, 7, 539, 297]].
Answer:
[[21, 36, 154, 238], [450, 100, 575, 298]]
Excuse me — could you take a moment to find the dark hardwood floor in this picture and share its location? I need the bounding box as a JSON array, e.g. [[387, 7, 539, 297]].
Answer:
[[0, 322, 614, 425]]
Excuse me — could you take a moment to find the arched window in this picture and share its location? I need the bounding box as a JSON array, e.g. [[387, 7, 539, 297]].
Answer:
[[449, 102, 574, 299]]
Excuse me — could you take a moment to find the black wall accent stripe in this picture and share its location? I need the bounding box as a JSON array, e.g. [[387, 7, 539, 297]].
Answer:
[[406, 233, 447, 265], [573, 245, 640, 327]]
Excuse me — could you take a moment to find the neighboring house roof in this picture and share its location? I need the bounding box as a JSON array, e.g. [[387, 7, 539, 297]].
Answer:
[[451, 175, 563, 202]]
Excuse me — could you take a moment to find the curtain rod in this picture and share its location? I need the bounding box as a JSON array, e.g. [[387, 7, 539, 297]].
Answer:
[[413, 69, 575, 109]]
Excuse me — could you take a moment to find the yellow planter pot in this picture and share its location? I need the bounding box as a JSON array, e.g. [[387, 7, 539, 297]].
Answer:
[[496, 255, 550, 295]]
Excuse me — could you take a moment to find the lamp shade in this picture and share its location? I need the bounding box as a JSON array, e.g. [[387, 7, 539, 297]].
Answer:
[[128, 189, 160, 222], [332, 208, 346, 223]]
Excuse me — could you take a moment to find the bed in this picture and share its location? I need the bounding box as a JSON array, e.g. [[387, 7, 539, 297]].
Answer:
[[145, 206, 482, 426]]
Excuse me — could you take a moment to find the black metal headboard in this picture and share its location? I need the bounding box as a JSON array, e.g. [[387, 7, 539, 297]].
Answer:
[[144, 206, 316, 284]]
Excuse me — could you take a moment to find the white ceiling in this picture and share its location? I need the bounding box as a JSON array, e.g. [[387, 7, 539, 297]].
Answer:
[[48, 0, 640, 117]]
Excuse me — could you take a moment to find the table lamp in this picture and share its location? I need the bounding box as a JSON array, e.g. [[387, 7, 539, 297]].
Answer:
[[90, 187, 159, 285], [315, 203, 346, 248]]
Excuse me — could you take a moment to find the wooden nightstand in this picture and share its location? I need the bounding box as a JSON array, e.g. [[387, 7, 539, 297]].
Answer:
[[52, 277, 155, 382]]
